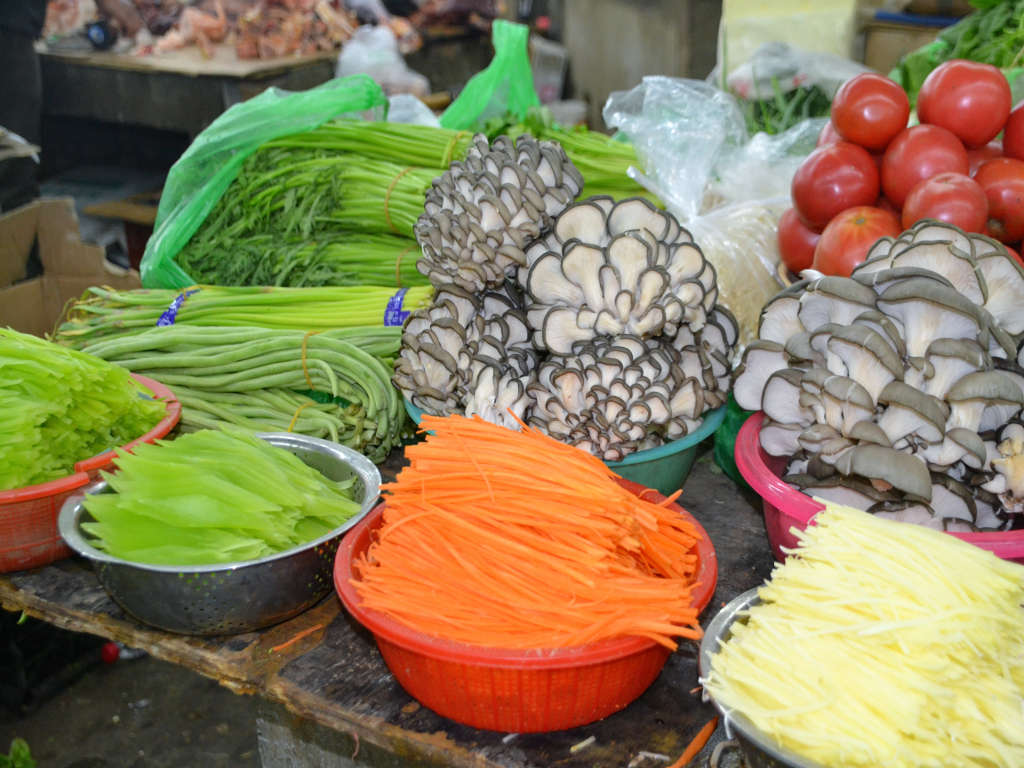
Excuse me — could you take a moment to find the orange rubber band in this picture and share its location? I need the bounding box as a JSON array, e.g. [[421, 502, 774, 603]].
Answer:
[[384, 167, 415, 234], [287, 400, 315, 433], [395, 243, 416, 288], [441, 130, 469, 168], [300, 330, 321, 390]]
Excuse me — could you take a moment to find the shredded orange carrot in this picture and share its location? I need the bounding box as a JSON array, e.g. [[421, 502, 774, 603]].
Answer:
[[269, 623, 324, 653], [352, 413, 707, 650], [668, 716, 718, 768]]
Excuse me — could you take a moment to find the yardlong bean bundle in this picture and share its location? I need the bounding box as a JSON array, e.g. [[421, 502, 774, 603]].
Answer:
[[80, 326, 406, 462], [56, 285, 431, 348]]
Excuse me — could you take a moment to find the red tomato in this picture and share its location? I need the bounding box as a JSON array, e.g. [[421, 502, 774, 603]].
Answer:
[[1004, 243, 1024, 267], [778, 207, 821, 274], [875, 196, 900, 216], [967, 140, 1004, 176], [901, 172, 988, 233], [881, 125, 969, 208], [1002, 103, 1024, 160], [974, 157, 1024, 242], [917, 60, 1012, 148], [830, 73, 910, 151], [791, 142, 880, 229], [817, 120, 843, 147], [812, 206, 902, 277]]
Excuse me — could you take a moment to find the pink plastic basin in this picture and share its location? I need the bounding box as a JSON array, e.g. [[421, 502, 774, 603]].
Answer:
[[735, 411, 1024, 565]]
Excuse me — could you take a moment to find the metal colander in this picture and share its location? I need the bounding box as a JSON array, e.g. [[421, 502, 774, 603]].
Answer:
[[57, 433, 381, 636]]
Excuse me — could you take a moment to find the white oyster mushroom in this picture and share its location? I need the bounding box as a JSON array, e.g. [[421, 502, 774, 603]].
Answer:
[[523, 197, 713, 354]]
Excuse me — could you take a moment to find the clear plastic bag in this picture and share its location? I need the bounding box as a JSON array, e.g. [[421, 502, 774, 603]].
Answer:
[[718, 41, 872, 100], [603, 76, 820, 346], [336, 25, 430, 97]]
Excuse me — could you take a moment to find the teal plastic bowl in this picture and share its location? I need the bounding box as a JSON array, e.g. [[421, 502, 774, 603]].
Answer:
[[402, 400, 725, 497]]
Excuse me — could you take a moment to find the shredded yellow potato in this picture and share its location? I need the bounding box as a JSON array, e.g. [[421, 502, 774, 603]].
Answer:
[[703, 502, 1024, 768]]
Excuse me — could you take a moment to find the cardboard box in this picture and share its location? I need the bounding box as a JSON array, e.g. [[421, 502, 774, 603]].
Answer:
[[0, 198, 141, 337], [862, 18, 943, 72]]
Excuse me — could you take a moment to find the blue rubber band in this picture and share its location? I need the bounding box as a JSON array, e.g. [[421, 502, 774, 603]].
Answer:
[[156, 288, 200, 327]]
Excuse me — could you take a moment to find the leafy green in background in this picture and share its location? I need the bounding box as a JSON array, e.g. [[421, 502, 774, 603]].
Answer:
[[0, 739, 35, 768], [734, 81, 833, 136], [892, 0, 1024, 104]]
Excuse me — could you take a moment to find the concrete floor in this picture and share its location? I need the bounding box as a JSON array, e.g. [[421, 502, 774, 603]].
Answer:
[[0, 632, 259, 768]]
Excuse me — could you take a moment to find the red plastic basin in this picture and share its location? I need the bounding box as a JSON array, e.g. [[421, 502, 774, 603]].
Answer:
[[0, 374, 181, 573], [334, 478, 718, 733], [735, 411, 1024, 565]]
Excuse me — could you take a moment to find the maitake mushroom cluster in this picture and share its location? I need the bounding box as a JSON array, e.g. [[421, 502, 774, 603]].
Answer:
[[734, 220, 1024, 531], [394, 134, 737, 460]]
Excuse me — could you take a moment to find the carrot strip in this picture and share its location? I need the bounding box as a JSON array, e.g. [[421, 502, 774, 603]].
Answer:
[[269, 623, 324, 653], [352, 414, 708, 650], [667, 716, 719, 768]]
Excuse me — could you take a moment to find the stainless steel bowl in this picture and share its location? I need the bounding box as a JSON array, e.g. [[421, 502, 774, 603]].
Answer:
[[698, 589, 827, 768], [58, 432, 381, 636]]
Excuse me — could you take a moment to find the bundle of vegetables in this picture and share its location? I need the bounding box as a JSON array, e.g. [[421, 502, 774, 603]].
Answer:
[[82, 429, 362, 566], [174, 119, 652, 288], [781, 64, 1024, 277], [77, 326, 404, 462], [734, 220, 1024, 529], [178, 234, 427, 289], [702, 502, 1024, 767], [394, 132, 738, 460], [56, 285, 431, 348], [0, 329, 166, 490], [353, 413, 706, 650], [892, 0, 1024, 104]]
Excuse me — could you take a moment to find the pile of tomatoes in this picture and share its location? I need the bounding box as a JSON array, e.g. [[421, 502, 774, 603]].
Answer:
[[778, 60, 1024, 277]]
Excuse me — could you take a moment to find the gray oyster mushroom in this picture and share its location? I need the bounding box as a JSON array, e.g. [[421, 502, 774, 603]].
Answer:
[[521, 196, 714, 354], [415, 133, 584, 292], [528, 334, 718, 460], [393, 283, 530, 418], [733, 221, 1024, 530]]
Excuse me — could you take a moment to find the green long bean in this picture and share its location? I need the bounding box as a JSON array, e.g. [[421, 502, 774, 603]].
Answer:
[[80, 326, 406, 462]]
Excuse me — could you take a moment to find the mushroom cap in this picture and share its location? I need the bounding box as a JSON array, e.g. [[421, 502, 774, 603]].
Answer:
[[831, 444, 933, 501]]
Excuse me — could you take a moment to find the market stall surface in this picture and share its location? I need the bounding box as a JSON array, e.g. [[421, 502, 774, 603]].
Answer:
[[0, 449, 772, 768]]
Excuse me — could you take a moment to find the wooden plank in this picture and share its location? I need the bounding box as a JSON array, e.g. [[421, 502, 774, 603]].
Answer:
[[39, 43, 337, 80], [0, 449, 774, 767]]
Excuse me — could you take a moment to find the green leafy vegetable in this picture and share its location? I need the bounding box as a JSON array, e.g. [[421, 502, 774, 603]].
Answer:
[[0, 739, 35, 768], [734, 82, 833, 136], [892, 0, 1024, 102], [82, 429, 362, 565], [0, 329, 166, 490]]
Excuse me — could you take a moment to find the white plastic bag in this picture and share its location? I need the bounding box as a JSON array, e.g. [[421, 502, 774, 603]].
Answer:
[[721, 41, 872, 100], [603, 76, 821, 345], [336, 25, 429, 98]]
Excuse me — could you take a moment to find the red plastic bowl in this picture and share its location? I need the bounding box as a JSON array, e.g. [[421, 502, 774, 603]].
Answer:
[[334, 479, 718, 733], [0, 374, 181, 573], [735, 411, 1024, 565]]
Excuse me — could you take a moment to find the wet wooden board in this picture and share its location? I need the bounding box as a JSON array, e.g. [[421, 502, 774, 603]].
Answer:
[[0, 447, 774, 767]]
